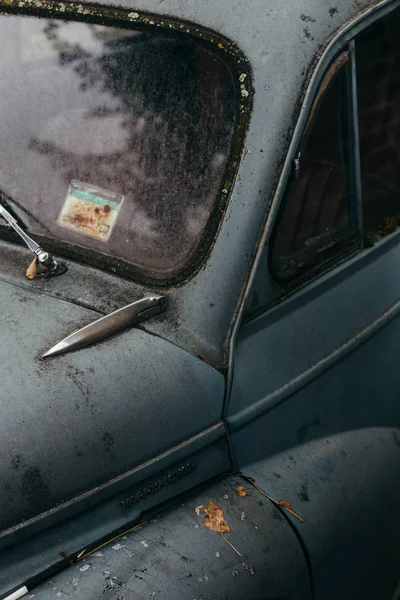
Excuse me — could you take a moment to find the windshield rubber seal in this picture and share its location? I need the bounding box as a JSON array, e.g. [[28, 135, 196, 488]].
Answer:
[[0, 0, 253, 288]]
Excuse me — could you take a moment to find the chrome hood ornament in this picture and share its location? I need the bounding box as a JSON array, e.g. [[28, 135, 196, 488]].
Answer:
[[42, 295, 167, 358]]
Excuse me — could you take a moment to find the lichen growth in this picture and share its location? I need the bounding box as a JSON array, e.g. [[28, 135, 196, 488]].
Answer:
[[365, 212, 400, 247]]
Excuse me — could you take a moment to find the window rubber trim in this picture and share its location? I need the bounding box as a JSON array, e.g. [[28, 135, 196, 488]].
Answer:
[[347, 39, 364, 236], [265, 0, 399, 296], [268, 49, 360, 288], [230, 0, 400, 335]]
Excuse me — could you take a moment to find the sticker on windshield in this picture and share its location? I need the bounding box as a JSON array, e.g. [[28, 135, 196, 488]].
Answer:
[[57, 180, 124, 242]]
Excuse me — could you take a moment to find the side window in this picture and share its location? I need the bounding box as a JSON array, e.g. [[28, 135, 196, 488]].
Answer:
[[357, 12, 400, 242], [247, 6, 400, 319], [270, 53, 359, 284]]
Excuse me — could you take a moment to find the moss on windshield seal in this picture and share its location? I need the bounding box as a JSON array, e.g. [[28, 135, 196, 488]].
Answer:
[[365, 213, 400, 248], [0, 0, 253, 288]]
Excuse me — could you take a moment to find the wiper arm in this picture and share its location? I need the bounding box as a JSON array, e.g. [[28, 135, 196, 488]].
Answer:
[[0, 195, 28, 228], [0, 204, 67, 277]]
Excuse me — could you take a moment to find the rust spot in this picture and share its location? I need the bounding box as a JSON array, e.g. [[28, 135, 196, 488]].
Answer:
[[71, 213, 92, 226], [94, 207, 100, 214], [103, 204, 111, 214]]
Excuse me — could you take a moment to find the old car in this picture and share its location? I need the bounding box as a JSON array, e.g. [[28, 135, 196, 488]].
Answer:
[[1, 0, 400, 598]]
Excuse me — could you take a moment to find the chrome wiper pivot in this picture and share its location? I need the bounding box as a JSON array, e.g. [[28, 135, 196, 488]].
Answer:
[[0, 204, 67, 277]]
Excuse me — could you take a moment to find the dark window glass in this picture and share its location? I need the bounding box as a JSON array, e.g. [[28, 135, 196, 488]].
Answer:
[[356, 10, 400, 242], [0, 16, 236, 275], [270, 60, 355, 283]]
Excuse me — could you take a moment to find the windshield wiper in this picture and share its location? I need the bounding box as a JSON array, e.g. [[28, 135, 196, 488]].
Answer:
[[0, 204, 67, 278]]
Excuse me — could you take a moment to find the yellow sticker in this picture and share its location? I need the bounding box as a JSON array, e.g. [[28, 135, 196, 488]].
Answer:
[[57, 180, 124, 242]]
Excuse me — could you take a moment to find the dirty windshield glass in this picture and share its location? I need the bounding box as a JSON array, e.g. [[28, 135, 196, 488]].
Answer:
[[0, 14, 236, 276]]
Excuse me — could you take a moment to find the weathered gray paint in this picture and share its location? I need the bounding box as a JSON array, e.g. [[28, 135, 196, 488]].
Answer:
[[231, 323, 400, 598], [31, 476, 312, 600], [0, 279, 224, 537], [1, 0, 399, 598], [224, 4, 400, 598], [229, 228, 400, 430]]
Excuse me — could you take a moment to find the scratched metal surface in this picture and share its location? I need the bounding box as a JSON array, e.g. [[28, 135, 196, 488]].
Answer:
[[30, 476, 312, 600]]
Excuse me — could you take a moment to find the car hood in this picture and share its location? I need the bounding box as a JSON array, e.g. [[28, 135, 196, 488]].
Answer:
[[0, 277, 224, 548]]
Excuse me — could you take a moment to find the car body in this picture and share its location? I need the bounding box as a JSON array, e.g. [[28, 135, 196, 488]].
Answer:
[[0, 0, 399, 599]]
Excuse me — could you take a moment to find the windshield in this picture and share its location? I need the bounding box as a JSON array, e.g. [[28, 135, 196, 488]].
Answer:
[[0, 14, 237, 277]]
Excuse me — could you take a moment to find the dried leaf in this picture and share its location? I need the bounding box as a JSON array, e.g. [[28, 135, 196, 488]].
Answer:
[[195, 505, 203, 516], [191, 346, 212, 366], [277, 499, 304, 522], [278, 500, 292, 511], [26, 257, 38, 280], [235, 485, 247, 497], [203, 500, 230, 533], [245, 478, 304, 523]]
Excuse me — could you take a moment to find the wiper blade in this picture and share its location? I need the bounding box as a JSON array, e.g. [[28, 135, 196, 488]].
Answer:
[[0, 204, 67, 277]]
